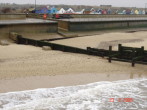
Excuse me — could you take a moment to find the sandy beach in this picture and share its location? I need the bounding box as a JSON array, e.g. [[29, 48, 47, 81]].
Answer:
[[0, 31, 147, 93], [52, 31, 147, 50]]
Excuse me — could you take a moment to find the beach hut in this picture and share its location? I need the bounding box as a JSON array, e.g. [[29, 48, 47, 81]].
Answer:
[[135, 10, 139, 14], [83, 8, 95, 14], [90, 8, 96, 14], [111, 9, 118, 14], [122, 10, 126, 14], [126, 9, 131, 15], [83, 8, 91, 14], [142, 10, 145, 14], [90, 8, 95, 12], [138, 10, 142, 14], [35, 6, 49, 14], [117, 9, 125, 14], [57, 8, 66, 14], [66, 8, 75, 13], [50, 7, 57, 14], [35, 6, 57, 14], [131, 9, 135, 14], [75, 9, 85, 14], [117, 10, 122, 14], [102, 9, 107, 14], [96, 9, 102, 14], [107, 8, 112, 14]]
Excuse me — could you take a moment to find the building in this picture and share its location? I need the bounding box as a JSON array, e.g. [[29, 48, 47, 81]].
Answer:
[[90, 8, 96, 14], [96, 9, 102, 14], [83, 8, 91, 14], [50, 7, 57, 14], [83, 8, 95, 14], [35, 7, 49, 14], [102, 9, 107, 14], [66, 8, 75, 13], [142, 10, 146, 14], [117, 9, 125, 14], [75, 9, 85, 14], [135, 10, 139, 14], [126, 9, 131, 15], [131, 9, 135, 14], [24, 8, 35, 13], [35, 6, 57, 14], [107, 8, 112, 14], [57, 8, 66, 14]]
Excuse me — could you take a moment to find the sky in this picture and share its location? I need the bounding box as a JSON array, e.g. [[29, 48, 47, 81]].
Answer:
[[0, 0, 147, 8]]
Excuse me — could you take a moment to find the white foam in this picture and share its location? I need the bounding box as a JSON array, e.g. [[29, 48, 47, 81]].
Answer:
[[0, 78, 147, 110]]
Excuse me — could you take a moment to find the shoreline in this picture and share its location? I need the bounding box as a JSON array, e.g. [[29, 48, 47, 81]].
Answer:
[[0, 72, 146, 93]]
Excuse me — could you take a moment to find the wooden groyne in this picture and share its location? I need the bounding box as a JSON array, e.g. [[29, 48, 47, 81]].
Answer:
[[17, 35, 147, 67]]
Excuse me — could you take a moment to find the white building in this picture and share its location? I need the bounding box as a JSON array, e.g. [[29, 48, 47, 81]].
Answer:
[[57, 8, 66, 14], [66, 8, 75, 13], [75, 9, 85, 14], [142, 10, 145, 14]]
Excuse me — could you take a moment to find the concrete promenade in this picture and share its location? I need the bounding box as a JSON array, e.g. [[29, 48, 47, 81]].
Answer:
[[61, 17, 147, 22], [0, 18, 57, 25], [0, 18, 58, 35]]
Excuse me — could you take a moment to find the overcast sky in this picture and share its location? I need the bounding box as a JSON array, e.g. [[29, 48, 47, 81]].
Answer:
[[0, 0, 147, 8]]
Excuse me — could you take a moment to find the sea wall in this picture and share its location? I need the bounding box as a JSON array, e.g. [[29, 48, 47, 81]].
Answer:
[[58, 20, 147, 32], [70, 14, 147, 18], [0, 23, 58, 37], [0, 14, 26, 20]]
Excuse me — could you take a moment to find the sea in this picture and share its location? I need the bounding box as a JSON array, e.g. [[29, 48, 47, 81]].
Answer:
[[0, 78, 147, 110]]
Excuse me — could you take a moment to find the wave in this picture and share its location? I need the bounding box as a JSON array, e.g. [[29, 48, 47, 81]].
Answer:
[[0, 78, 147, 110]]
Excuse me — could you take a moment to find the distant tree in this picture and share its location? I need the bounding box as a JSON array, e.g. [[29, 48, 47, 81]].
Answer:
[[1, 7, 11, 13]]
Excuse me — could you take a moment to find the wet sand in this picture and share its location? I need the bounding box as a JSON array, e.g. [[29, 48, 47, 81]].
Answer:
[[0, 31, 147, 93], [0, 72, 145, 93]]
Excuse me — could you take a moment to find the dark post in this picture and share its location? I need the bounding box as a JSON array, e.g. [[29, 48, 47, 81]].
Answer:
[[109, 46, 112, 63], [141, 46, 144, 55], [25, 39, 28, 45], [50, 44, 53, 50], [35, 41, 38, 46], [132, 49, 135, 67], [118, 44, 122, 58], [75, 48, 77, 53], [132, 61, 135, 67], [141, 46, 144, 61], [87, 47, 90, 55], [62, 46, 65, 52], [17, 35, 22, 44]]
